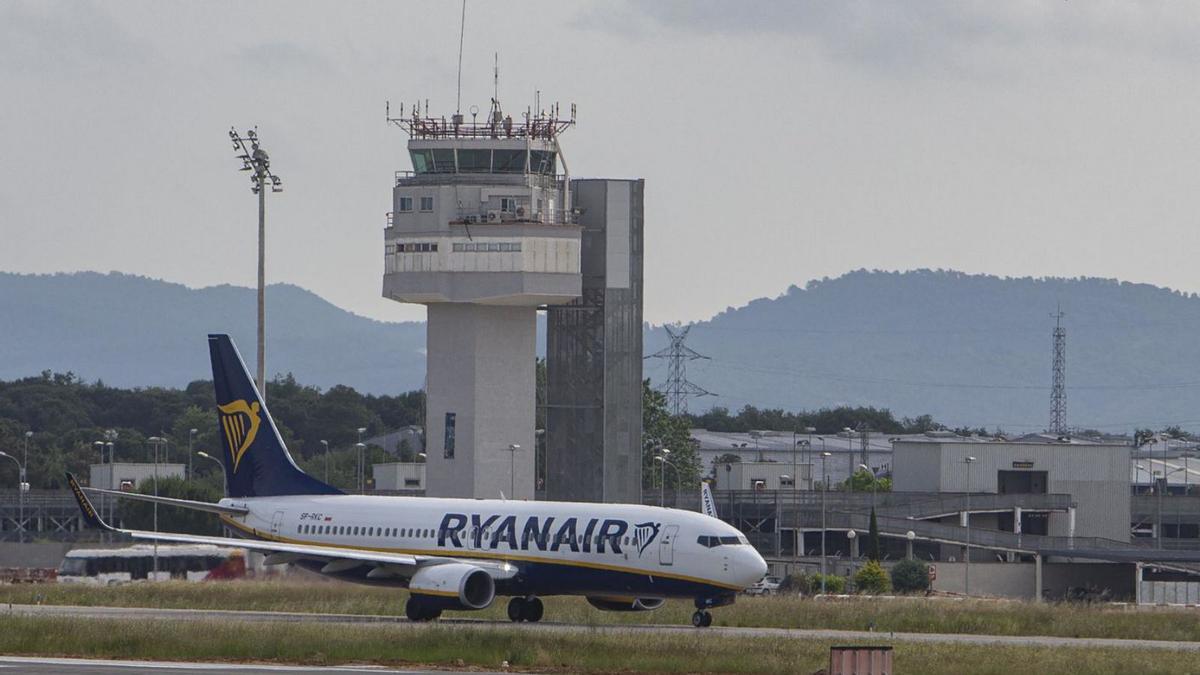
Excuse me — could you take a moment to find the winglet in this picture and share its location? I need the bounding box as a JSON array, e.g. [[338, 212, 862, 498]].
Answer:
[[700, 480, 719, 519], [66, 472, 115, 531]]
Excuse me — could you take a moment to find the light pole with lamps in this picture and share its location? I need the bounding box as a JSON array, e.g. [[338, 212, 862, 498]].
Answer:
[[0, 452, 26, 544], [964, 455, 976, 597], [505, 444, 521, 499], [320, 440, 330, 483], [906, 530, 916, 561], [820, 450, 831, 594]]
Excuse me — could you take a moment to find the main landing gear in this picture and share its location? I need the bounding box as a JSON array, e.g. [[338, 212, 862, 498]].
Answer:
[[405, 596, 442, 622], [691, 610, 713, 628], [507, 596, 545, 623]]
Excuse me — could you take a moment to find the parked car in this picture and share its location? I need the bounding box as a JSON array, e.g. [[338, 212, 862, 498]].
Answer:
[[745, 575, 782, 596]]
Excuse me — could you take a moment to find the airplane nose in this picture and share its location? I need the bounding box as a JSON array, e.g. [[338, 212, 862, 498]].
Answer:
[[742, 548, 768, 585]]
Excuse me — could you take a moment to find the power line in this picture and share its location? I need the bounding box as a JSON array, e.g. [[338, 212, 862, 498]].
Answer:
[[645, 325, 714, 415]]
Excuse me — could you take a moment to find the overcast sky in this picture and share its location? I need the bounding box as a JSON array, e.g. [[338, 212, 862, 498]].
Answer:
[[4, 1, 1200, 325]]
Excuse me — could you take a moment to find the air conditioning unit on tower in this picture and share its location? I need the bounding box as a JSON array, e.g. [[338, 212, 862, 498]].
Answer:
[[486, 210, 501, 223], [515, 205, 527, 218]]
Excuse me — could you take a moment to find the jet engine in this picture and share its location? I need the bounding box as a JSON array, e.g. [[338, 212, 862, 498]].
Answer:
[[408, 563, 495, 610], [586, 596, 666, 612]]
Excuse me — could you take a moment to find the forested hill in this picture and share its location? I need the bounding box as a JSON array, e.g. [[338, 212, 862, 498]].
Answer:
[[0, 272, 426, 395], [8, 270, 1200, 432], [644, 270, 1200, 433]]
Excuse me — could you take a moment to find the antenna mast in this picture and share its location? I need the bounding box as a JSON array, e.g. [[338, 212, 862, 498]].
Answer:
[[1049, 306, 1067, 435], [646, 325, 715, 415], [456, 0, 467, 113]]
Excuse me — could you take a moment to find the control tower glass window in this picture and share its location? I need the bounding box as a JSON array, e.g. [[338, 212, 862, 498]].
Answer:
[[410, 149, 456, 174], [457, 149, 491, 173], [492, 149, 527, 173], [529, 150, 557, 175]]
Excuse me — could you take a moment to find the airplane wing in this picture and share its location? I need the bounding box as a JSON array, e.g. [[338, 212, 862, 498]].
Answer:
[[82, 486, 249, 516], [66, 473, 516, 578]]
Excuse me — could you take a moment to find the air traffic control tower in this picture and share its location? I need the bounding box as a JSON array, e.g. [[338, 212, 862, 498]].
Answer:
[[384, 98, 642, 503]]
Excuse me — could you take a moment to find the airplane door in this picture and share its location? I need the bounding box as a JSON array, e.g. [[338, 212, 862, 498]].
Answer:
[[659, 525, 679, 566], [271, 510, 285, 536]]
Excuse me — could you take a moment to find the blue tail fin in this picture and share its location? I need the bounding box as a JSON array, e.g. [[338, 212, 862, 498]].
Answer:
[[208, 334, 341, 498]]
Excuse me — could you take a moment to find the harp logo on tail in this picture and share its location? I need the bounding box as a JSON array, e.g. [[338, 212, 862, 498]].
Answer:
[[218, 399, 261, 473]]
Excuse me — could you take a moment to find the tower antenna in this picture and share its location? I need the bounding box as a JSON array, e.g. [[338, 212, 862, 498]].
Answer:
[[1049, 305, 1067, 435], [456, 0, 467, 114], [646, 325, 715, 415]]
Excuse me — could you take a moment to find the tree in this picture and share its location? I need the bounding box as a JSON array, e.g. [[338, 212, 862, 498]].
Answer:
[[890, 559, 930, 594], [853, 560, 891, 594], [843, 469, 891, 493], [867, 507, 881, 562], [642, 380, 701, 490], [709, 453, 742, 480]]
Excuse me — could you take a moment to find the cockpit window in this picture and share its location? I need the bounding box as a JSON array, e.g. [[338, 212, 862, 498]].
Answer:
[[699, 534, 745, 548]]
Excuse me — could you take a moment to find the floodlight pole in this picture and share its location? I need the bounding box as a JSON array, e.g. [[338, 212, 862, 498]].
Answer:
[[229, 128, 282, 402]]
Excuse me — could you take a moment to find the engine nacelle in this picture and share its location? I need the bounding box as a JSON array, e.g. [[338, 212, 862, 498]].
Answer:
[[408, 563, 495, 610], [586, 596, 666, 612]]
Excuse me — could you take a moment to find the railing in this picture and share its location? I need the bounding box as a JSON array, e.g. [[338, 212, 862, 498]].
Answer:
[[394, 170, 565, 191]]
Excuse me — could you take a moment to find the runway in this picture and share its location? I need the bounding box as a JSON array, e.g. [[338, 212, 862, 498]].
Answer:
[[6, 603, 1200, 653], [0, 655, 505, 674]]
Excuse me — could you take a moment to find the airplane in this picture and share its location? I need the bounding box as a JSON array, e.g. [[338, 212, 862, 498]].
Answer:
[[66, 334, 768, 628]]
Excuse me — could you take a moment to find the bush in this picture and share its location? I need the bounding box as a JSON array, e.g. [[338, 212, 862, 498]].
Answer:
[[809, 573, 845, 595], [890, 559, 930, 594], [778, 573, 810, 595], [853, 560, 891, 594]]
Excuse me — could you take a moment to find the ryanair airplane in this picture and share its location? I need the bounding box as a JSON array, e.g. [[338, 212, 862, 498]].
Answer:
[[67, 334, 767, 627]]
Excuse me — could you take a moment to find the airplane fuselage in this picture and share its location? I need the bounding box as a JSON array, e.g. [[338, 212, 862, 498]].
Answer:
[[218, 494, 767, 601]]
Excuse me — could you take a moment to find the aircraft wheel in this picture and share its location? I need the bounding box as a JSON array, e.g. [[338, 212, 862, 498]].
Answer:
[[521, 596, 544, 623], [692, 610, 711, 628], [702, 612, 713, 627], [507, 596, 526, 622], [406, 597, 426, 622]]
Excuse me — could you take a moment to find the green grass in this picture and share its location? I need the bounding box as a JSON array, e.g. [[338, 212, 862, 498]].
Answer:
[[4, 579, 1200, 642], [0, 614, 1197, 675]]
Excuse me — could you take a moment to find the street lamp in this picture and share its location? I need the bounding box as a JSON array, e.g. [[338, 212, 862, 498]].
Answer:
[[0, 452, 27, 544], [820, 451, 832, 594], [356, 428, 368, 493], [320, 440, 330, 483], [858, 463, 877, 510], [504, 444, 522, 499], [188, 429, 197, 480], [906, 530, 916, 561], [355, 443, 367, 494], [147, 436, 167, 579], [964, 455, 976, 597], [229, 126, 282, 400], [197, 451, 226, 496], [655, 449, 673, 507]]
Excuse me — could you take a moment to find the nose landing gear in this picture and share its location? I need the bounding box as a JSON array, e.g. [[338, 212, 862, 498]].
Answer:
[[507, 596, 545, 623], [691, 610, 713, 627]]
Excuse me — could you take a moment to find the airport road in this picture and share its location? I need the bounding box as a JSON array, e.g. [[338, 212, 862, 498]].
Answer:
[[0, 655, 507, 674], [6, 603, 1200, 653]]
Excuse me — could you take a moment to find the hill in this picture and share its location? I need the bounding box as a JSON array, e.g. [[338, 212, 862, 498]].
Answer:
[[0, 272, 426, 395], [6, 270, 1200, 432], [644, 270, 1200, 432]]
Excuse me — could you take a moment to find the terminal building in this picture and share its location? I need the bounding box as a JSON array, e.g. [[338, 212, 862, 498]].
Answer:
[[383, 99, 642, 502]]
